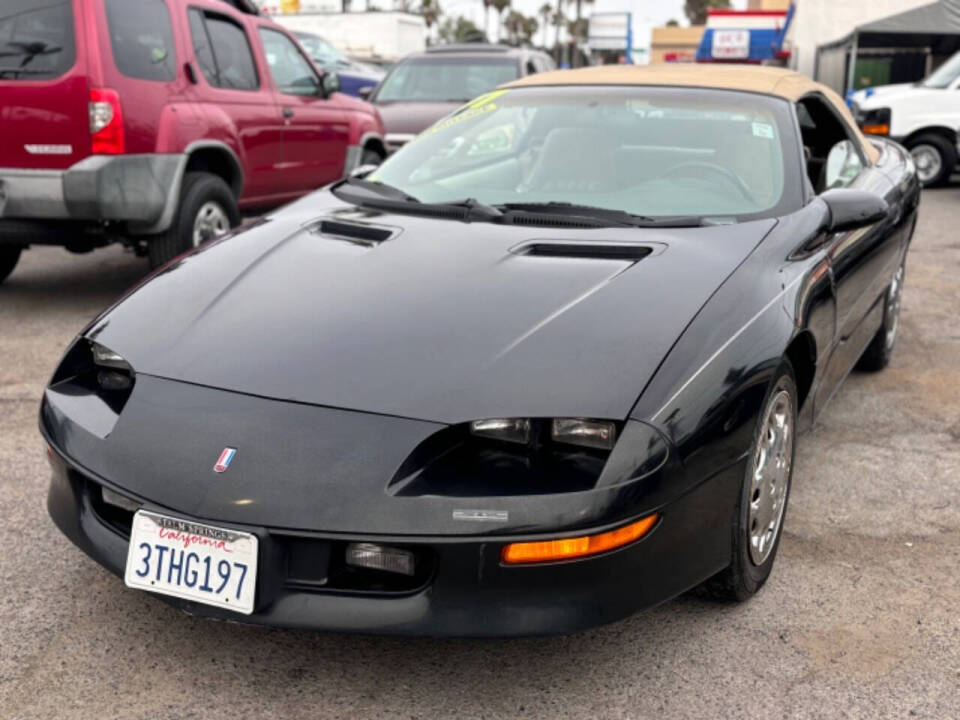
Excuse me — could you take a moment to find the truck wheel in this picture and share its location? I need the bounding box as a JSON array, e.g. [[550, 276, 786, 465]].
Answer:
[[148, 172, 240, 269], [907, 134, 956, 187], [0, 246, 22, 285], [361, 148, 384, 167]]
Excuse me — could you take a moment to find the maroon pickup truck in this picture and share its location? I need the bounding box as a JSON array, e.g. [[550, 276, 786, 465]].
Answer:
[[0, 0, 386, 281]]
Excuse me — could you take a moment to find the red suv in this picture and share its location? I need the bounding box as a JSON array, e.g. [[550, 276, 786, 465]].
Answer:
[[0, 0, 386, 282]]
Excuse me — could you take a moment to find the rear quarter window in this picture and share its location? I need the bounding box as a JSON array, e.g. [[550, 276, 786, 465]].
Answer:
[[105, 0, 177, 82], [0, 0, 76, 80]]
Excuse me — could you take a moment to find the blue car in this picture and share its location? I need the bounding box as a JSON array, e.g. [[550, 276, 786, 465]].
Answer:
[[295, 32, 384, 98]]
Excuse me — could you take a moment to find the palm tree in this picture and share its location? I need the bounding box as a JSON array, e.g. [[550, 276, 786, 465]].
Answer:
[[491, 0, 511, 43], [420, 0, 440, 32], [552, 0, 565, 63], [538, 3, 552, 48], [571, 0, 593, 67], [504, 10, 524, 45], [482, 0, 494, 42]]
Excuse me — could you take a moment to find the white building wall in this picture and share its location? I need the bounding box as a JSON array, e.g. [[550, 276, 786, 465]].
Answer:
[[788, 0, 932, 78]]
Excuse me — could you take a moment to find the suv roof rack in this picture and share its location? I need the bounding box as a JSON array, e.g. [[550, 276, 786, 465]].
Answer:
[[425, 44, 512, 54]]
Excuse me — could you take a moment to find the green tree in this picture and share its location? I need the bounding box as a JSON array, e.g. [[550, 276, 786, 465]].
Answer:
[[684, 0, 730, 26], [438, 15, 486, 43], [419, 0, 440, 30], [504, 10, 538, 45], [666, 18, 679, 27]]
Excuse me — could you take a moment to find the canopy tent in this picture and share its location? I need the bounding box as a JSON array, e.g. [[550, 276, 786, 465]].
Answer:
[[817, 0, 960, 92]]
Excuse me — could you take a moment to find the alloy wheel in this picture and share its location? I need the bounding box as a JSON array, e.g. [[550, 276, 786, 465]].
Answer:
[[910, 144, 943, 184], [192, 201, 230, 247], [748, 388, 794, 566], [885, 264, 904, 350]]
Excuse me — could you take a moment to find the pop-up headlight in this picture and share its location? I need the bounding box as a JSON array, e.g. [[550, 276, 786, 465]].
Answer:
[[469, 418, 532, 445], [90, 341, 134, 391], [469, 418, 617, 450], [551, 418, 617, 450]]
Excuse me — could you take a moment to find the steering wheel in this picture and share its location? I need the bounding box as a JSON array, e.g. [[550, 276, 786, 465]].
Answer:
[[659, 161, 758, 205]]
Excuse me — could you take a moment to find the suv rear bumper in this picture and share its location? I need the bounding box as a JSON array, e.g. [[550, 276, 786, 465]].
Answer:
[[0, 154, 184, 238]]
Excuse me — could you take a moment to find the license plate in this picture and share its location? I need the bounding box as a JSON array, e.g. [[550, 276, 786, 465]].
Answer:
[[124, 510, 258, 615]]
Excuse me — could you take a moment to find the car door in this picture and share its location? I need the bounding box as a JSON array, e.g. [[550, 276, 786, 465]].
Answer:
[[183, 4, 285, 207], [799, 96, 903, 411], [256, 26, 350, 193]]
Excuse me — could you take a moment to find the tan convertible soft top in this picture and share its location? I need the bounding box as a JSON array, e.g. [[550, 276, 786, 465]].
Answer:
[[503, 64, 879, 163]]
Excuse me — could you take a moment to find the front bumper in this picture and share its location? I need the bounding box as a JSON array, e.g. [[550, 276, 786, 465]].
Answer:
[[46, 445, 742, 637], [0, 154, 183, 235]]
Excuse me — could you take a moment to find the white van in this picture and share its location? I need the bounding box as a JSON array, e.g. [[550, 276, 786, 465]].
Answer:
[[850, 51, 960, 186]]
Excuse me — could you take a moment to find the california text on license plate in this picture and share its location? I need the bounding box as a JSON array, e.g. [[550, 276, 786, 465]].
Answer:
[[124, 510, 258, 615]]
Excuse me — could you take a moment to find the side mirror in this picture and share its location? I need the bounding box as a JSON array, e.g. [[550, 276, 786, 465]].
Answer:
[[322, 72, 340, 96], [821, 189, 888, 232], [358, 85, 374, 101]]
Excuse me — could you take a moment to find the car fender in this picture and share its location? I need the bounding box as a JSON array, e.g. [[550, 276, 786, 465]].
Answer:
[[128, 140, 244, 236], [630, 201, 835, 491]]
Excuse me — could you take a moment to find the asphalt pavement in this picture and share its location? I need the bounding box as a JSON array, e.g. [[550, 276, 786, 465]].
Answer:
[[1, 189, 958, 719]]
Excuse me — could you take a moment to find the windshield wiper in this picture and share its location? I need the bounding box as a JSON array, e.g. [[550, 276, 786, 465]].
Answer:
[[336, 177, 422, 203], [333, 181, 502, 222], [498, 202, 705, 227]]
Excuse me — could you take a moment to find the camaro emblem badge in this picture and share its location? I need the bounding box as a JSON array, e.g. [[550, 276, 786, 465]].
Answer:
[[214, 447, 237, 473]]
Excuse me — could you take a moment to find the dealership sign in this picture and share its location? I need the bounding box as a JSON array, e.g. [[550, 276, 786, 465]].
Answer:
[[712, 30, 750, 59]]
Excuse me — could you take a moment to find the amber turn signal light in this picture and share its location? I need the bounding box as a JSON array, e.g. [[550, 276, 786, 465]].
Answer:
[[501, 514, 659, 565], [861, 124, 890, 136]]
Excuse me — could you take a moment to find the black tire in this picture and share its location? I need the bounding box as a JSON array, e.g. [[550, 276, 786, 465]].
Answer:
[[0, 246, 22, 285], [699, 361, 798, 602], [906, 133, 956, 188], [360, 148, 384, 167], [148, 172, 239, 269], [857, 261, 905, 372]]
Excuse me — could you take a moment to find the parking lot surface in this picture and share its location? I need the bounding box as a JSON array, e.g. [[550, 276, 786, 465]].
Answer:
[[1, 189, 958, 720]]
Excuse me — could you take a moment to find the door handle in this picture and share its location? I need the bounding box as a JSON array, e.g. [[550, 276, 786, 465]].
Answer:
[[283, 108, 295, 118]]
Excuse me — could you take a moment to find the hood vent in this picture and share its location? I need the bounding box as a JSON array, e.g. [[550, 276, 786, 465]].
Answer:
[[513, 242, 654, 261], [310, 219, 398, 247]]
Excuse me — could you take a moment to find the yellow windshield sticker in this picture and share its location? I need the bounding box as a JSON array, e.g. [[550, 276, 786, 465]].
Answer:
[[425, 101, 499, 136], [466, 89, 507, 110]]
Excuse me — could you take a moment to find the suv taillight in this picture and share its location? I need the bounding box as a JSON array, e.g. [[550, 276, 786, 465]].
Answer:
[[89, 88, 125, 154]]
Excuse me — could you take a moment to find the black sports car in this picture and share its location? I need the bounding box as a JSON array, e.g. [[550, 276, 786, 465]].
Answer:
[[43, 66, 919, 636]]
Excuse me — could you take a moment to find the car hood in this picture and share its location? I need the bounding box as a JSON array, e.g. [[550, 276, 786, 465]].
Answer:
[[373, 100, 463, 135], [89, 193, 775, 425]]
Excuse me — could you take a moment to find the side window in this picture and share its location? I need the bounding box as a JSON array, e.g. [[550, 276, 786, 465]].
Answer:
[[187, 10, 217, 85], [104, 0, 176, 82], [258, 28, 320, 96], [525, 59, 537, 76], [0, 0, 76, 80], [190, 13, 259, 91], [795, 96, 865, 193]]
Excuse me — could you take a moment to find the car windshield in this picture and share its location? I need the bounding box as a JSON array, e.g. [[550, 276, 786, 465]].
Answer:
[[921, 50, 960, 88], [375, 55, 519, 103], [296, 33, 348, 67], [370, 86, 792, 220]]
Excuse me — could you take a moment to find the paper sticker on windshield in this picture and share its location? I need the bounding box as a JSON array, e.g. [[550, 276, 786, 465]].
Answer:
[[752, 122, 775, 139], [425, 102, 499, 136], [467, 89, 507, 110]]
